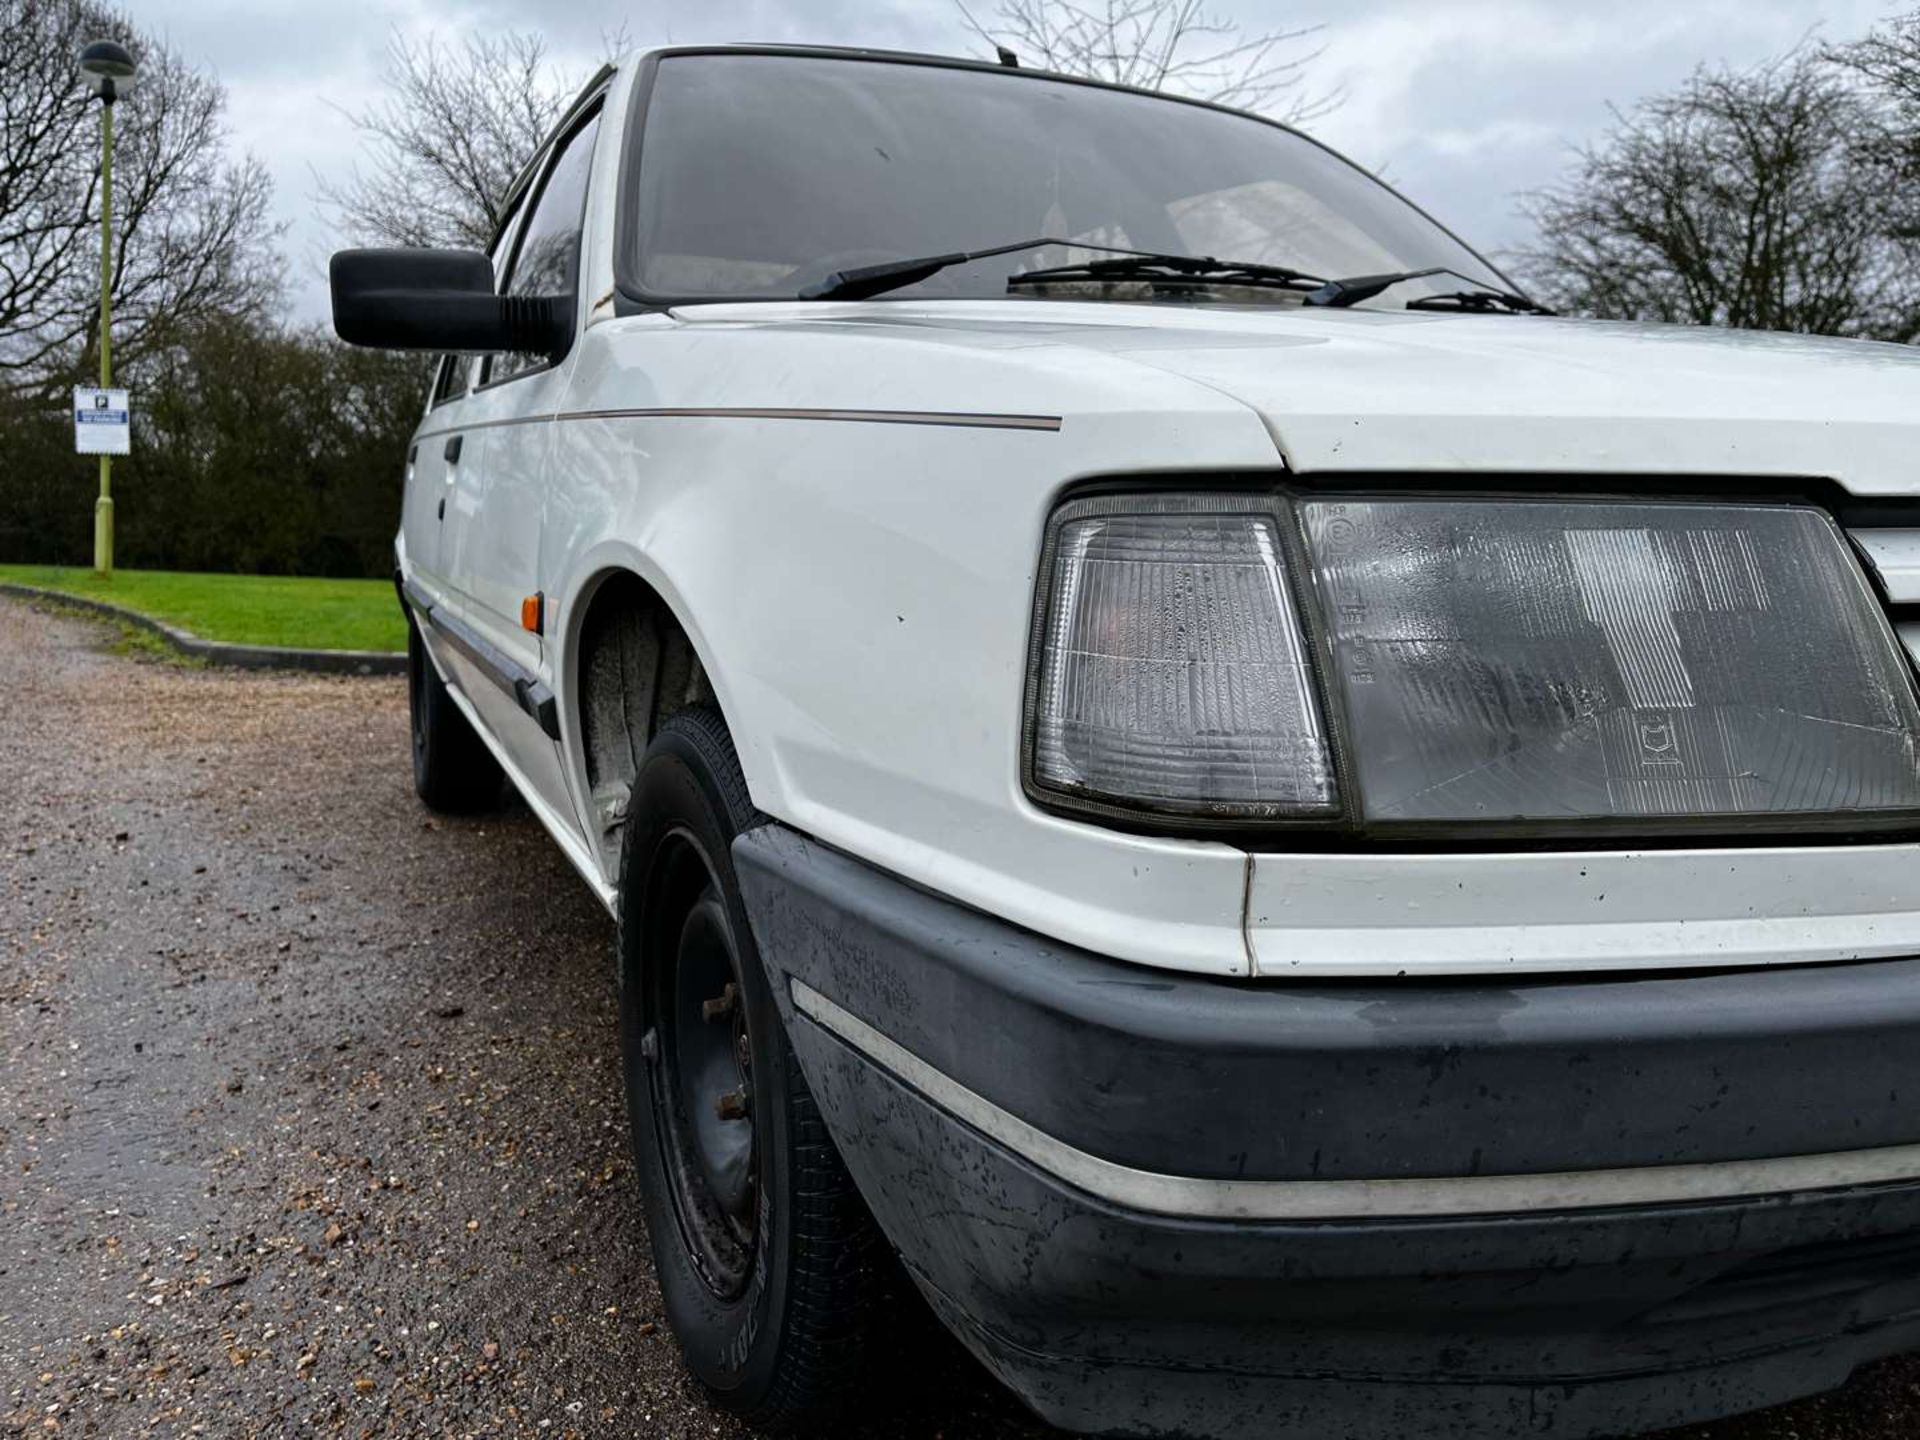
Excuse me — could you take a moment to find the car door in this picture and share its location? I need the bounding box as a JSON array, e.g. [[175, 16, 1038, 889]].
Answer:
[[411, 178, 525, 597], [437, 99, 605, 818], [427, 196, 523, 604]]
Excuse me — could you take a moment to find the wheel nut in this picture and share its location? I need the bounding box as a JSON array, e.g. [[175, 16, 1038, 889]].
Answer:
[[716, 1087, 751, 1121], [701, 982, 739, 1023], [736, 1034, 752, 1068]]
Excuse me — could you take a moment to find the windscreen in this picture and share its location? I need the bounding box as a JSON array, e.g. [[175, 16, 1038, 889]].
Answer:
[[627, 53, 1503, 304]]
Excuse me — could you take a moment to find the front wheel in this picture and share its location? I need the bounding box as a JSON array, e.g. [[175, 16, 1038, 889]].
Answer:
[[618, 707, 890, 1430]]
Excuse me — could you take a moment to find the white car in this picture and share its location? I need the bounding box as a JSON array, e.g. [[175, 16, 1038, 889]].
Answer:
[[332, 44, 1920, 1440]]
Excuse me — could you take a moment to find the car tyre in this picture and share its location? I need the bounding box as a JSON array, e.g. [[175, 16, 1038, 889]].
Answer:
[[407, 618, 502, 812], [619, 706, 890, 1432]]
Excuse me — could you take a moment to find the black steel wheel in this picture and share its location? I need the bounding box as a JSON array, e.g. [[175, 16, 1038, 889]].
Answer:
[[618, 706, 892, 1430], [646, 832, 760, 1296]]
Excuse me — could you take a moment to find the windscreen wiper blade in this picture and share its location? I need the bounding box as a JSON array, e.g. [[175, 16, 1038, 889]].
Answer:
[[1008, 254, 1326, 291], [799, 237, 1179, 301], [1406, 288, 1557, 316], [1305, 265, 1549, 312]]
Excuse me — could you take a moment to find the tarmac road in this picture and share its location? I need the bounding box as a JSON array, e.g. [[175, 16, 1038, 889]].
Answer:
[[4, 593, 1920, 1440]]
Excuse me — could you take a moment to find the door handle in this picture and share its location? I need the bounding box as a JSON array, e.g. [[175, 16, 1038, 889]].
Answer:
[[443, 434, 464, 464]]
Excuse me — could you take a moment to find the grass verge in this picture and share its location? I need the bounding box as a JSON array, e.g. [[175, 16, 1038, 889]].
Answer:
[[0, 564, 404, 653], [19, 592, 210, 667]]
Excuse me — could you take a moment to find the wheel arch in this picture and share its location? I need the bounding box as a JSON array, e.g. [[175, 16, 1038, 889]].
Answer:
[[562, 556, 745, 873]]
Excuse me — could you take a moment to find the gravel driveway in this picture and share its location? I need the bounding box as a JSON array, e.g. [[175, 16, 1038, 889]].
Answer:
[[4, 594, 1920, 1439]]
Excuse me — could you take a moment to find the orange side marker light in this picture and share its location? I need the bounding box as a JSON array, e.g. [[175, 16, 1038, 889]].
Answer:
[[521, 592, 544, 635]]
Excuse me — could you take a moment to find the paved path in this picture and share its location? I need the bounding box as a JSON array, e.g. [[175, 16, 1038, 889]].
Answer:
[[2, 592, 1916, 1439]]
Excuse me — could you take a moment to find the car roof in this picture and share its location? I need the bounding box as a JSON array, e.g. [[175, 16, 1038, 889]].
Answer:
[[615, 41, 1309, 129]]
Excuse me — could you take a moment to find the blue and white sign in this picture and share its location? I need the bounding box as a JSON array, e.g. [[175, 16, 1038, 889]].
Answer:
[[73, 386, 131, 456]]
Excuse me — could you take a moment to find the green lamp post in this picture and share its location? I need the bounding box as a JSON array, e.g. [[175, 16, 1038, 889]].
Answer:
[[78, 38, 137, 576]]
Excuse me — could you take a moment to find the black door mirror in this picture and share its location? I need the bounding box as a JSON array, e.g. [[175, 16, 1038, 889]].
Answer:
[[330, 249, 570, 359]]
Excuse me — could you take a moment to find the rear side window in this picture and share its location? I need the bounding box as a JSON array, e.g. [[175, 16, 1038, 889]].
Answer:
[[490, 107, 602, 383], [430, 353, 467, 406]]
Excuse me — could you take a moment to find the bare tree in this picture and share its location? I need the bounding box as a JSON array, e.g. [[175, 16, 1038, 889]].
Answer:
[[959, 0, 1338, 122], [1829, 9, 1920, 246], [0, 0, 279, 398], [1830, 9, 1920, 113], [1516, 51, 1920, 340], [319, 32, 584, 250]]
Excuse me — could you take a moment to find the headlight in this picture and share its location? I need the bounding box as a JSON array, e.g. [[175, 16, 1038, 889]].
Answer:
[[1025, 491, 1920, 836]]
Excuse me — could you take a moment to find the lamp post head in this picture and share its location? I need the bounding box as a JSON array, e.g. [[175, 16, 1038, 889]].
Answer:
[[78, 39, 137, 104]]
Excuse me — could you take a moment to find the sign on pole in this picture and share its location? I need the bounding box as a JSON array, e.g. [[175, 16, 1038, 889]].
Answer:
[[74, 386, 131, 456]]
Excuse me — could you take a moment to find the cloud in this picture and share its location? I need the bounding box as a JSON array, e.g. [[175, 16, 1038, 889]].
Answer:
[[1296, 0, 1894, 253], [1420, 118, 1560, 160]]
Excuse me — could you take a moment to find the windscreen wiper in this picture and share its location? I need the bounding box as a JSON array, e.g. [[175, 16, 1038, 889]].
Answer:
[[799, 239, 1326, 302], [799, 237, 1183, 301], [1406, 288, 1557, 316], [1305, 265, 1550, 312], [1007, 253, 1326, 293]]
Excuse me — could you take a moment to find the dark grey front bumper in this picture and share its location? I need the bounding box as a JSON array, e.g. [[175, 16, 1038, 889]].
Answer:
[[734, 823, 1920, 1439]]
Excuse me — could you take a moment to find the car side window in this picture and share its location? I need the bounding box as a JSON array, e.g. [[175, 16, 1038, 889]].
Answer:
[[429, 353, 466, 406], [488, 107, 602, 384], [426, 199, 525, 408]]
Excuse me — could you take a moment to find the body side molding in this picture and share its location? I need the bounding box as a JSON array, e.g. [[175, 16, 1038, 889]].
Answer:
[[400, 578, 560, 741], [410, 406, 1063, 446]]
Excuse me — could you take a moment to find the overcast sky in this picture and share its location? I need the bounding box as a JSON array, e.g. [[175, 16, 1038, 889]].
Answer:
[[132, 0, 1904, 323]]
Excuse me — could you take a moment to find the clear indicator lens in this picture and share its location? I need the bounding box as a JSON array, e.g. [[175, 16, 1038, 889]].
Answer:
[[1301, 498, 1920, 827], [1032, 496, 1336, 817]]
